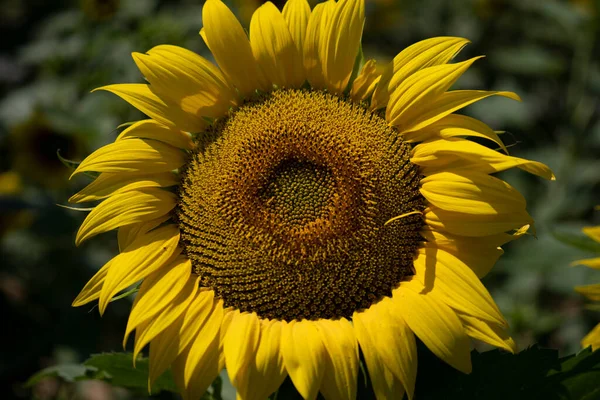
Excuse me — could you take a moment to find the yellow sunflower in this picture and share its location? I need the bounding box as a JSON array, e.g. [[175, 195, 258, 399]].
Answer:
[[70, 0, 555, 398], [572, 221, 600, 350]]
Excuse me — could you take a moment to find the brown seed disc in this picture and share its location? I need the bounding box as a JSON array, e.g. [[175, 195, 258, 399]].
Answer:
[[176, 89, 425, 321]]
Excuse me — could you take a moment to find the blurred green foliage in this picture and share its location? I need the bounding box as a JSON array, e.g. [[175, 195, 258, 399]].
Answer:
[[1, 0, 599, 398]]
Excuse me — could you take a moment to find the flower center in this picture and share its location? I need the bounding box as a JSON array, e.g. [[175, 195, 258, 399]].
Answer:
[[176, 89, 425, 321]]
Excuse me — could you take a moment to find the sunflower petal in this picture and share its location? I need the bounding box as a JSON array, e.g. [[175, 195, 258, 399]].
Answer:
[[250, 2, 304, 88], [201, 0, 269, 96], [371, 37, 470, 110], [124, 257, 191, 345], [94, 84, 206, 132], [353, 311, 406, 400], [283, 0, 311, 59], [133, 277, 198, 359], [386, 57, 481, 128], [235, 320, 287, 400], [117, 215, 171, 252], [424, 206, 533, 237], [420, 171, 527, 215], [70, 138, 185, 178], [399, 90, 521, 133], [575, 283, 600, 301], [317, 318, 359, 400], [148, 290, 216, 387], [582, 323, 600, 351], [76, 188, 176, 245], [350, 59, 381, 102], [117, 119, 194, 150], [173, 308, 224, 400], [353, 298, 417, 399], [132, 47, 237, 119], [404, 114, 507, 153], [69, 172, 178, 203], [72, 259, 112, 307], [281, 320, 326, 400], [224, 311, 261, 387], [413, 248, 508, 327], [572, 257, 600, 269], [304, 0, 336, 89], [421, 226, 528, 278], [458, 313, 516, 353], [394, 280, 472, 374], [583, 226, 600, 242], [98, 224, 180, 314], [322, 0, 365, 94], [411, 138, 555, 180], [183, 299, 224, 386]]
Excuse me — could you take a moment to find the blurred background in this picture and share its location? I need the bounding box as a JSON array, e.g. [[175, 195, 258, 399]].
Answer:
[[1, 0, 599, 398]]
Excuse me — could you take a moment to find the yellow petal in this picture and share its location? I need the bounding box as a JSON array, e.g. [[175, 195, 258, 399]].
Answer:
[[303, 0, 335, 89], [94, 84, 206, 133], [386, 57, 482, 128], [183, 299, 225, 386], [403, 114, 507, 153], [72, 259, 112, 307], [424, 206, 533, 237], [317, 318, 359, 400], [571, 257, 600, 269], [283, 0, 311, 60], [201, 0, 269, 96], [421, 226, 528, 278], [149, 290, 216, 386], [350, 59, 381, 102], [420, 171, 526, 215], [224, 311, 261, 387], [322, 0, 365, 94], [70, 138, 185, 178], [173, 311, 224, 400], [69, 172, 177, 204], [353, 298, 417, 400], [458, 313, 516, 353], [117, 215, 171, 252], [413, 248, 508, 328], [124, 257, 191, 345], [133, 46, 237, 119], [98, 224, 180, 314], [235, 320, 287, 400], [353, 310, 406, 400], [411, 138, 555, 180], [400, 89, 520, 133], [117, 119, 194, 150], [76, 188, 176, 245], [575, 283, 600, 301], [583, 226, 600, 242], [371, 37, 470, 110], [133, 277, 198, 359], [281, 319, 326, 400], [250, 2, 304, 88], [582, 323, 600, 351], [394, 280, 472, 374]]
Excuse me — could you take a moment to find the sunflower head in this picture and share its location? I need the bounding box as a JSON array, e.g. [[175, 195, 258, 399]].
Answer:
[[70, 0, 555, 399]]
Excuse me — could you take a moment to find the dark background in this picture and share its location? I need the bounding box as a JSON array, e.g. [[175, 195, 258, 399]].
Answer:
[[1, 0, 599, 398]]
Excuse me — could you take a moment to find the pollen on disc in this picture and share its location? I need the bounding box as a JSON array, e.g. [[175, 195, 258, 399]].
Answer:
[[176, 89, 425, 321]]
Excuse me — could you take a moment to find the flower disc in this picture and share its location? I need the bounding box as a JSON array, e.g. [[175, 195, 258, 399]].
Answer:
[[176, 89, 425, 321]]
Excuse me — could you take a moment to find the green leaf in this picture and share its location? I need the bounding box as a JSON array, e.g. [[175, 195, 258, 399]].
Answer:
[[551, 229, 600, 254], [548, 347, 600, 400], [25, 364, 96, 387], [83, 353, 178, 394]]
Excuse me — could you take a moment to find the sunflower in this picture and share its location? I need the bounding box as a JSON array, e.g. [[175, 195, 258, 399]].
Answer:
[[572, 220, 600, 351], [70, 0, 555, 398]]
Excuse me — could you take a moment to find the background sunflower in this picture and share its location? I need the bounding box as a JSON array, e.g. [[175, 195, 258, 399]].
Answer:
[[1, 0, 599, 399]]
